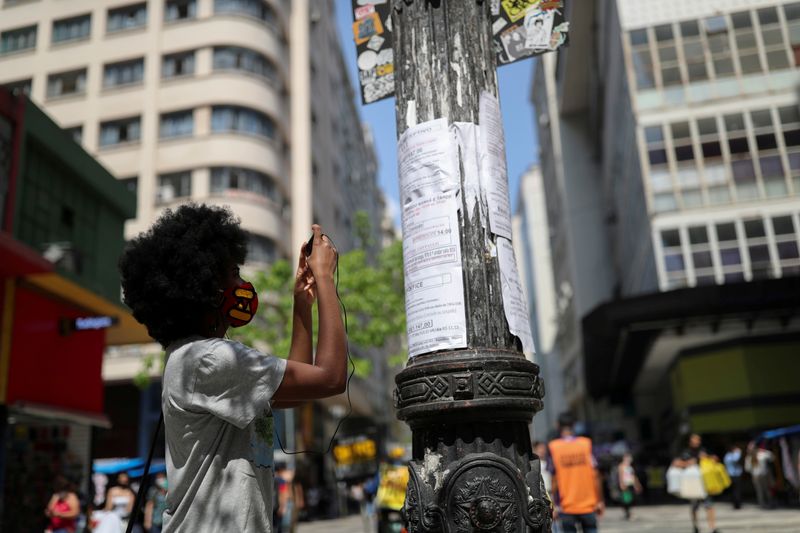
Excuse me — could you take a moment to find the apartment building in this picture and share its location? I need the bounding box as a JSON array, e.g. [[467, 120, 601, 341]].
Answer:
[[0, 0, 386, 459]]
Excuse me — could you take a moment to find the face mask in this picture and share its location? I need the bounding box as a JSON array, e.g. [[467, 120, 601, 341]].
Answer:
[[219, 280, 259, 327], [156, 478, 168, 490]]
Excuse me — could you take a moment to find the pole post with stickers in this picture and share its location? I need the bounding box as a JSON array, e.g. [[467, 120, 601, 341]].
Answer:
[[351, 1, 568, 531]]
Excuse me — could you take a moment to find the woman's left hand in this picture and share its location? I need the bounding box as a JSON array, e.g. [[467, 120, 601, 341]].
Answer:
[[294, 244, 317, 306]]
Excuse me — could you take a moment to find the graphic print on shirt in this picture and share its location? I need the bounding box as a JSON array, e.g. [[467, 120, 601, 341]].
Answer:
[[250, 410, 274, 468]]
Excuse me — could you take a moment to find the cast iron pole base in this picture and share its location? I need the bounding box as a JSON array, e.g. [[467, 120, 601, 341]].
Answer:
[[395, 349, 551, 532]]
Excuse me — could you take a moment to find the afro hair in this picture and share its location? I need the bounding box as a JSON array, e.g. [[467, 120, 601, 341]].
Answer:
[[119, 203, 248, 347]]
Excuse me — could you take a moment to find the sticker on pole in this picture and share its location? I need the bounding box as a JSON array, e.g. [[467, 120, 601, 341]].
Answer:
[[493, 0, 569, 65], [351, 0, 394, 104], [349, 1, 568, 105]]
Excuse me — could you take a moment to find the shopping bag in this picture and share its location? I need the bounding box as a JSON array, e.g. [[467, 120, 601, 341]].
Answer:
[[666, 465, 682, 495], [679, 465, 707, 500], [701, 457, 731, 496]]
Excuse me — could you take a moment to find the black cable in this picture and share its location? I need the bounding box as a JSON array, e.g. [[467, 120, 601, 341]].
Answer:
[[126, 411, 164, 533], [275, 234, 354, 455]]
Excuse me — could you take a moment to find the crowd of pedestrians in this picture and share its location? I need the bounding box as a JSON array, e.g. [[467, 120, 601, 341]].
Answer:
[[535, 417, 800, 533]]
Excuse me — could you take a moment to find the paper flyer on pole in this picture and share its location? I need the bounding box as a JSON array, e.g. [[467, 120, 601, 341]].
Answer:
[[397, 118, 459, 203], [496, 237, 535, 355], [401, 192, 468, 358], [478, 92, 513, 239]]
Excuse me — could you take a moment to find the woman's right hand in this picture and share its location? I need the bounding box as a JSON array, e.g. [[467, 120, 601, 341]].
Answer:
[[306, 224, 337, 284]]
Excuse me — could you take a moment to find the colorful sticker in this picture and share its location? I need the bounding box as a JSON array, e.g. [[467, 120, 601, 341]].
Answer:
[[353, 12, 383, 45], [501, 0, 542, 23], [354, 4, 375, 20]]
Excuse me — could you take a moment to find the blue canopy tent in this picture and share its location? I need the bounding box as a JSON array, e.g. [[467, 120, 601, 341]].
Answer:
[[759, 424, 800, 440], [93, 458, 165, 477]]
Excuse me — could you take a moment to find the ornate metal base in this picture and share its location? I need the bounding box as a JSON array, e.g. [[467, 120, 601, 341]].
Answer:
[[395, 350, 551, 532]]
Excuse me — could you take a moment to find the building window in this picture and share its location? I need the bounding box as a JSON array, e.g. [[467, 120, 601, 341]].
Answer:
[[688, 225, 715, 285], [211, 106, 276, 139], [214, 0, 277, 27], [697, 116, 730, 204], [157, 171, 192, 203], [162, 50, 195, 78], [159, 110, 194, 138], [724, 112, 758, 201], [743, 218, 773, 279], [107, 3, 147, 33], [660, 229, 686, 289], [779, 105, 800, 193], [212, 46, 278, 83], [628, 29, 654, 90], [103, 58, 144, 88], [247, 233, 277, 264], [52, 14, 91, 44], [715, 222, 745, 282], [670, 121, 702, 207], [679, 20, 708, 82], [757, 7, 791, 71], [784, 2, 800, 65], [772, 215, 800, 275], [654, 23, 681, 87], [99, 116, 141, 147], [165, 0, 197, 22], [750, 109, 788, 198], [210, 166, 280, 203], [47, 69, 87, 98], [1, 25, 37, 55], [2, 78, 32, 96], [65, 125, 82, 144], [731, 10, 763, 75], [703, 15, 735, 79]]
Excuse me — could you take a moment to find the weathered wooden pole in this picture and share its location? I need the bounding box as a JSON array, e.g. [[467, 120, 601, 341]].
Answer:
[[391, 1, 550, 531]]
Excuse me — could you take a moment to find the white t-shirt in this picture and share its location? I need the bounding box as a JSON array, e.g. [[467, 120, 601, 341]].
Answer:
[[161, 336, 287, 532]]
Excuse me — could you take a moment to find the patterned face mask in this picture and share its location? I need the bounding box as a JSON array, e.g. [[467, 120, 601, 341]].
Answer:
[[219, 281, 259, 327]]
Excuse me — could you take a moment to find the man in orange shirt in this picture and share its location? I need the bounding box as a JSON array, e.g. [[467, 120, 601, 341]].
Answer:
[[548, 413, 605, 533]]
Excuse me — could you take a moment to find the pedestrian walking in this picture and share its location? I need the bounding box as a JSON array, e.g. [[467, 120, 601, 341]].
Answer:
[[118, 205, 346, 532], [144, 473, 168, 533], [745, 441, 775, 509], [45, 475, 80, 533], [723, 444, 743, 510], [671, 433, 720, 533], [617, 453, 642, 520], [548, 413, 605, 533], [104, 473, 135, 530]]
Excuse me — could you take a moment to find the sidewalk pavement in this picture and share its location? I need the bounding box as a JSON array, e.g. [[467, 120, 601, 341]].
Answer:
[[297, 504, 800, 533]]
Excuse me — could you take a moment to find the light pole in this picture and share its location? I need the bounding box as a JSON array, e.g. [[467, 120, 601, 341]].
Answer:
[[391, 1, 550, 532]]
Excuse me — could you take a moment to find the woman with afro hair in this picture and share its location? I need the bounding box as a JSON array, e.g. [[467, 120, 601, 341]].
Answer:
[[118, 203, 345, 532]]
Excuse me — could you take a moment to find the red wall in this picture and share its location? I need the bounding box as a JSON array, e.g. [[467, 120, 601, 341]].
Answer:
[[7, 285, 105, 413]]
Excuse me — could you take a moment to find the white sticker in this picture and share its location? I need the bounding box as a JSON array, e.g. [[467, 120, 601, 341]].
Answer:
[[377, 48, 393, 65], [358, 0, 386, 4], [366, 34, 386, 51], [401, 192, 468, 358], [524, 8, 556, 50], [357, 50, 378, 70], [496, 237, 535, 356], [398, 118, 459, 204], [478, 92, 513, 239], [492, 17, 508, 35]]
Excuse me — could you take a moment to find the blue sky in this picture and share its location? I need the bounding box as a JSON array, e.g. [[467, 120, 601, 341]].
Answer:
[[333, 0, 540, 225]]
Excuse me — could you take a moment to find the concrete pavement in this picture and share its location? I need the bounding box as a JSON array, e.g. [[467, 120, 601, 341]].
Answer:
[[297, 504, 800, 532]]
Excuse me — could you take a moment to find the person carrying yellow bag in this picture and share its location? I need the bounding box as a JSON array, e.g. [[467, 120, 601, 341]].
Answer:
[[700, 456, 732, 496]]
